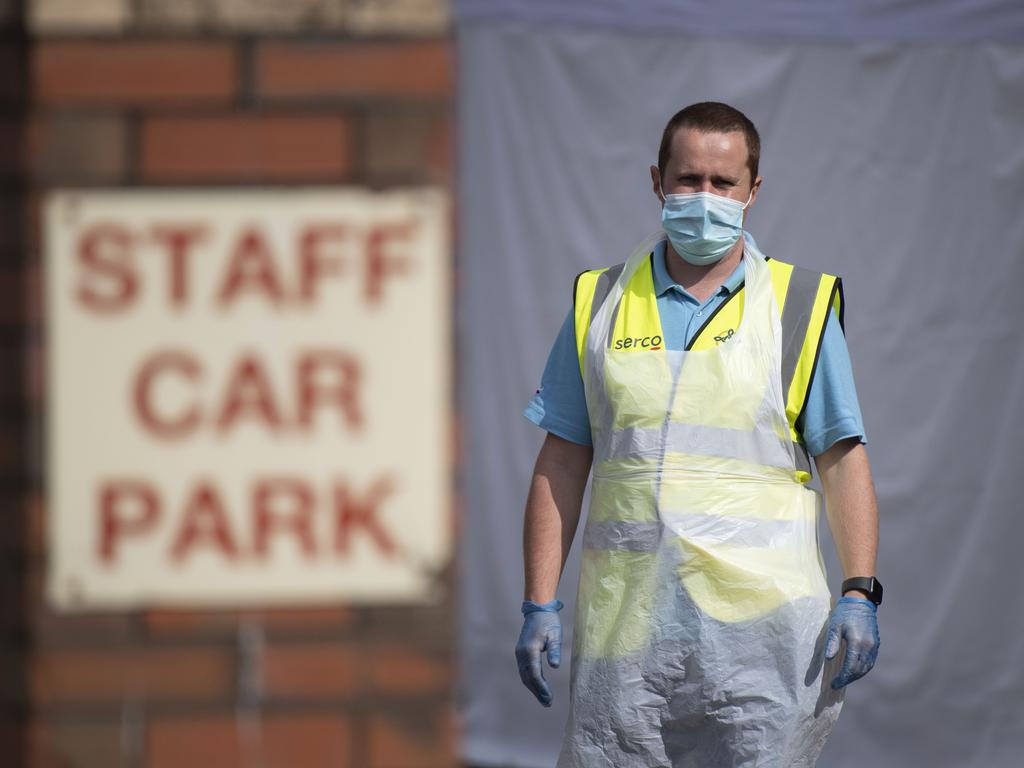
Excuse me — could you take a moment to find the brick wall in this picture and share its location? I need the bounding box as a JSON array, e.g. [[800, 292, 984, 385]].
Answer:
[[11, 2, 457, 766]]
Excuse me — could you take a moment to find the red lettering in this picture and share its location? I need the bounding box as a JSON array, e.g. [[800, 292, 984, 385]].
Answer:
[[150, 224, 208, 308], [252, 478, 316, 559], [133, 349, 202, 438], [295, 349, 363, 432], [76, 223, 137, 313], [215, 353, 285, 434], [333, 475, 398, 558], [217, 226, 286, 307], [97, 480, 160, 563], [298, 224, 348, 303], [364, 223, 416, 305], [169, 480, 239, 562]]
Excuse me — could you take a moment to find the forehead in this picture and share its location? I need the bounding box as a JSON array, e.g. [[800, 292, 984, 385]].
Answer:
[[667, 127, 750, 176]]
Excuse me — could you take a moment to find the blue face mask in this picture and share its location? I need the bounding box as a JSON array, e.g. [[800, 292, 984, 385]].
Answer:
[[660, 189, 752, 266]]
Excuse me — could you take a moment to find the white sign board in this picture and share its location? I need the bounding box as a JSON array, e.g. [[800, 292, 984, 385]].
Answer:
[[45, 188, 450, 609]]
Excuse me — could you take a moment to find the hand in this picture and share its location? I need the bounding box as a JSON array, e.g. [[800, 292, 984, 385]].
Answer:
[[515, 599, 563, 707], [825, 596, 880, 690]]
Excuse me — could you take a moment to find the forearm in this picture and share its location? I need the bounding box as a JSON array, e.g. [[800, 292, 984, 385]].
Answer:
[[817, 439, 879, 596], [523, 433, 593, 603]]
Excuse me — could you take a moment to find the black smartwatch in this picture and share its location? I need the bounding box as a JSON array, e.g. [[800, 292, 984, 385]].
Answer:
[[841, 576, 883, 605]]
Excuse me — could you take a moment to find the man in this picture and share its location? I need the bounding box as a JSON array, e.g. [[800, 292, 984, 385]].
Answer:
[[515, 102, 881, 766]]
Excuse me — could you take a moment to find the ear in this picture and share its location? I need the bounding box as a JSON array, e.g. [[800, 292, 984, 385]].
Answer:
[[747, 175, 763, 207], [650, 165, 664, 203]]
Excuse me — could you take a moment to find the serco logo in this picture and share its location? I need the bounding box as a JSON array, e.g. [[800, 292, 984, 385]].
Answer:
[[613, 335, 663, 351]]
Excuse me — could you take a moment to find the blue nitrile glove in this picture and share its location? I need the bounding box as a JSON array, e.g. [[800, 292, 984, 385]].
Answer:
[[825, 596, 880, 690], [515, 598, 564, 707]]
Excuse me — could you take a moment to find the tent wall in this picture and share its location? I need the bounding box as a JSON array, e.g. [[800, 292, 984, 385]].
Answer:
[[456, 18, 1024, 768]]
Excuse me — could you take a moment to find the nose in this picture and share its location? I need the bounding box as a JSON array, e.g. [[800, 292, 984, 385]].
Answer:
[[698, 180, 715, 194]]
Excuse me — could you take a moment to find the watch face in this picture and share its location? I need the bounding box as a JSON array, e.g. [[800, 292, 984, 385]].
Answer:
[[844, 577, 882, 604]]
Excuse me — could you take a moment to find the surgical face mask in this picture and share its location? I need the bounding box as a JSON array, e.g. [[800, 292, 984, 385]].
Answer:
[[660, 188, 752, 266]]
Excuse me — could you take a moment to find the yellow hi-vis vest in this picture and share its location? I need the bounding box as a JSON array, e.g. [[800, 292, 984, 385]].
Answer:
[[572, 252, 844, 482]]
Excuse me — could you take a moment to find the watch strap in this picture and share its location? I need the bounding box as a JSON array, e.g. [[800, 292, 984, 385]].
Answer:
[[841, 576, 883, 605]]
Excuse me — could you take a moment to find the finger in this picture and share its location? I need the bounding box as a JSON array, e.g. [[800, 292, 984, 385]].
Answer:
[[831, 648, 869, 690], [518, 649, 552, 706], [830, 642, 855, 690], [824, 621, 842, 660], [547, 628, 562, 669]]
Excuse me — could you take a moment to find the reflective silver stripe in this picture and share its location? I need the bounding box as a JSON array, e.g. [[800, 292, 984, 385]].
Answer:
[[589, 262, 626, 329], [793, 442, 812, 476], [662, 513, 803, 549], [779, 266, 822, 401], [605, 423, 794, 471], [584, 520, 661, 552], [583, 516, 807, 552], [779, 266, 825, 479]]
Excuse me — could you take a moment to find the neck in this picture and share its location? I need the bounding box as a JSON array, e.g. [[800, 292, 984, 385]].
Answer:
[[664, 237, 745, 304]]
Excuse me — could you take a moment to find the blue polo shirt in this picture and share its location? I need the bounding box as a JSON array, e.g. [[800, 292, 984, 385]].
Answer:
[[523, 240, 866, 458]]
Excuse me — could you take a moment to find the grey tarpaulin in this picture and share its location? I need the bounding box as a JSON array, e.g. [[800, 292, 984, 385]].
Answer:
[[455, 6, 1024, 766]]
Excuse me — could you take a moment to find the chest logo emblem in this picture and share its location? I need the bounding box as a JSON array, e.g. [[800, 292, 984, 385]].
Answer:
[[613, 334, 663, 351]]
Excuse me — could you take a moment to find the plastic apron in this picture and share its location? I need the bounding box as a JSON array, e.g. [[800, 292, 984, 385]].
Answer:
[[559, 232, 844, 768]]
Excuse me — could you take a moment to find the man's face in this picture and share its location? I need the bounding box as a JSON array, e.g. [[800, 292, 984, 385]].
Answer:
[[651, 127, 761, 208]]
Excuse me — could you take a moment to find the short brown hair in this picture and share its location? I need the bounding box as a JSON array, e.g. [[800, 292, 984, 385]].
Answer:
[[657, 102, 761, 183]]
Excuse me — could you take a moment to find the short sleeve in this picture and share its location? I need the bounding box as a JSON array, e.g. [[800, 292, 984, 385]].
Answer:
[[797, 309, 868, 457], [523, 308, 593, 446]]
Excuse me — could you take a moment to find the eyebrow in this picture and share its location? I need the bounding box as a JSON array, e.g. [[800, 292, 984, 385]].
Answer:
[[677, 172, 740, 184]]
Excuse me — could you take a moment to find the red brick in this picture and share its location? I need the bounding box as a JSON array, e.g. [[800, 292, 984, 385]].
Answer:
[[257, 41, 452, 100], [28, 719, 128, 768], [428, 114, 453, 175], [146, 606, 356, 636], [31, 607, 139, 648], [33, 42, 237, 106], [368, 709, 457, 768], [140, 114, 352, 181], [148, 713, 351, 768], [364, 110, 451, 181], [30, 647, 233, 705], [26, 112, 126, 181], [368, 648, 450, 695], [262, 643, 355, 700]]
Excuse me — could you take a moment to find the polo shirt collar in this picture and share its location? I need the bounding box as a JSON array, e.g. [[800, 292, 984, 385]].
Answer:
[[652, 238, 747, 299]]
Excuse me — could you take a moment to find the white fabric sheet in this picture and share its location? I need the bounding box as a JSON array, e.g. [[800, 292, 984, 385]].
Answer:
[[455, 1, 1024, 42], [456, 21, 1024, 768]]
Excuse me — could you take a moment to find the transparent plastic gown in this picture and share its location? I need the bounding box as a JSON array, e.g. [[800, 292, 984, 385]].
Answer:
[[559, 233, 844, 767]]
